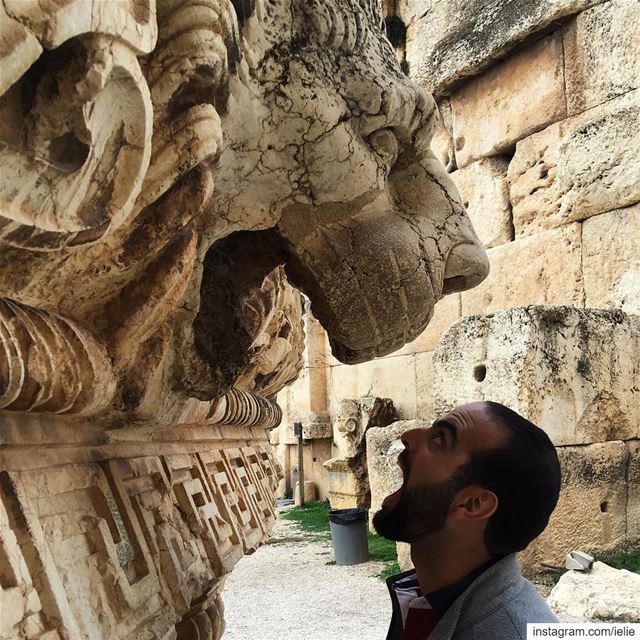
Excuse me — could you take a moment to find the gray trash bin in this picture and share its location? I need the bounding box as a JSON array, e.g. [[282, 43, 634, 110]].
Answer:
[[328, 508, 369, 566]]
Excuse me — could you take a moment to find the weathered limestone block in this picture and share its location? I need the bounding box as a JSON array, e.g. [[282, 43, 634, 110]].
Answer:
[[627, 441, 640, 543], [519, 442, 630, 569], [433, 306, 640, 446], [451, 34, 566, 168], [324, 397, 397, 508], [366, 420, 428, 525], [583, 205, 640, 314], [460, 224, 584, 317], [508, 90, 640, 236], [450, 159, 513, 248], [548, 561, 640, 621], [415, 352, 435, 421], [399, 0, 604, 95], [564, 0, 640, 115], [329, 355, 418, 419]]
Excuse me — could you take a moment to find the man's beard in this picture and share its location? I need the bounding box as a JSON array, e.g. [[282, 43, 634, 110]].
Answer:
[[372, 477, 461, 543]]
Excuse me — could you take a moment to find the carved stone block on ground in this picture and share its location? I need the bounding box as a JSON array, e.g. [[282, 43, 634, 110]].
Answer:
[[451, 34, 566, 168], [564, 0, 640, 115], [519, 442, 631, 569], [460, 225, 584, 317], [433, 306, 640, 446], [401, 0, 604, 95], [548, 561, 640, 621], [583, 205, 640, 314], [450, 158, 513, 248], [325, 398, 397, 509], [508, 91, 640, 236]]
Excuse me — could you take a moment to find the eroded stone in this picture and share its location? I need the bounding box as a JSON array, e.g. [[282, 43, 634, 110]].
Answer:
[[366, 420, 428, 525], [451, 34, 566, 168], [508, 91, 640, 235], [583, 205, 640, 314], [450, 158, 513, 248], [324, 397, 397, 508], [564, 0, 640, 115], [400, 0, 604, 95], [520, 442, 630, 569], [460, 224, 584, 317], [548, 561, 640, 621], [433, 306, 640, 446]]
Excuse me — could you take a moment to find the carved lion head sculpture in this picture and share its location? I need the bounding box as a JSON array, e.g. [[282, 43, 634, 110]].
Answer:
[[0, 0, 488, 422]]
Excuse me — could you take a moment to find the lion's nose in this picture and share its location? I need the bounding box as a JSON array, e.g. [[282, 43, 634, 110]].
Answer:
[[442, 242, 490, 295]]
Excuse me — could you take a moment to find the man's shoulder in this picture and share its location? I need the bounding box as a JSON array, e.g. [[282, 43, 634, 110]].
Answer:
[[444, 555, 558, 640], [456, 577, 558, 639], [504, 578, 559, 626]]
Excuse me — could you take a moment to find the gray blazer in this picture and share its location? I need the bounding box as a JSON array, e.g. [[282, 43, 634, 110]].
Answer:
[[387, 553, 558, 640]]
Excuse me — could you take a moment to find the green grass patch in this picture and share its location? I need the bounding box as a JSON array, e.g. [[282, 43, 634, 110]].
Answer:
[[280, 501, 400, 580], [281, 500, 332, 540], [593, 547, 640, 574], [367, 531, 398, 563], [377, 561, 401, 581]]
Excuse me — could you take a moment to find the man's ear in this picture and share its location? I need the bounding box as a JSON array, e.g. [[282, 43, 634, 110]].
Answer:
[[449, 485, 498, 522]]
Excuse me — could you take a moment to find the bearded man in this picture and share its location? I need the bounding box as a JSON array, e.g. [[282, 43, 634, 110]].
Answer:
[[374, 401, 561, 640]]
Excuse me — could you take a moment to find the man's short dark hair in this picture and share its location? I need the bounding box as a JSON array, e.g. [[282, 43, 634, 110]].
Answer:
[[451, 401, 562, 556]]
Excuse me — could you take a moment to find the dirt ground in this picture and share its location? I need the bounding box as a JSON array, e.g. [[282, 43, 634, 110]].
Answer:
[[222, 512, 392, 640]]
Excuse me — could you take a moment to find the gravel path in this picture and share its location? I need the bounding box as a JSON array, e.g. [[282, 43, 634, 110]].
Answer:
[[222, 508, 586, 638], [222, 509, 392, 640]]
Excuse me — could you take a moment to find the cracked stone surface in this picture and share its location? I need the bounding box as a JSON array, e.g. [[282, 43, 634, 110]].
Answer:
[[433, 306, 640, 447], [508, 90, 640, 236], [0, 1, 489, 639]]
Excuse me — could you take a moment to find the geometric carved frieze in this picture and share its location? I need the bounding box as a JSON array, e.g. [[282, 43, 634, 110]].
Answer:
[[0, 440, 282, 640]]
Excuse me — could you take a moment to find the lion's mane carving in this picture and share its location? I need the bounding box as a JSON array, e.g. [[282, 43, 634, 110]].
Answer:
[[0, 0, 488, 422]]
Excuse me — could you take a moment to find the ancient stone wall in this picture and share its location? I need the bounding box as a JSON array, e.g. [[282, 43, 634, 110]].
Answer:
[[276, 0, 639, 557]]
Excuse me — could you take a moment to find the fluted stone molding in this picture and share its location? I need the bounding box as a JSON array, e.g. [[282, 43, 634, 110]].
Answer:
[[207, 387, 282, 429], [0, 298, 115, 414]]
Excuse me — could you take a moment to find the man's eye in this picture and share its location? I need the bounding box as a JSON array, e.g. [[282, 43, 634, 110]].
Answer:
[[433, 433, 443, 445]]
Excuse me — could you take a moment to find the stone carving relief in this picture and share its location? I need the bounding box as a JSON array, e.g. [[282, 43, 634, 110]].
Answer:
[[0, 0, 488, 637], [324, 397, 397, 509]]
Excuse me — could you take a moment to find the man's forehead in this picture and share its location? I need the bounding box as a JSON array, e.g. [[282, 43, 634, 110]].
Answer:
[[433, 402, 506, 447]]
